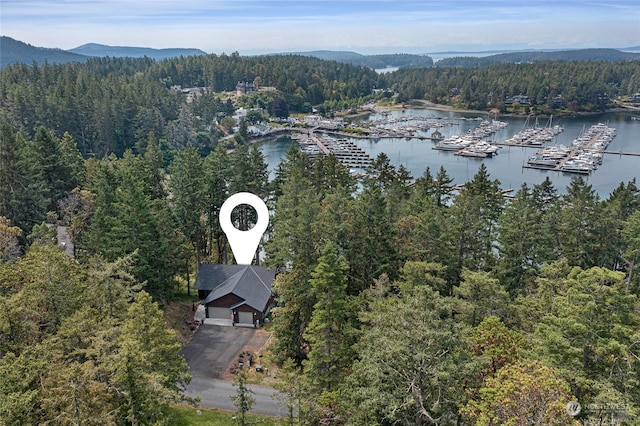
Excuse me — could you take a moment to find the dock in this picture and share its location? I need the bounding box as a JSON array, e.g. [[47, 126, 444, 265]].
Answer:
[[296, 130, 373, 169], [603, 151, 640, 157], [503, 116, 564, 147], [524, 123, 617, 174], [308, 131, 331, 155]]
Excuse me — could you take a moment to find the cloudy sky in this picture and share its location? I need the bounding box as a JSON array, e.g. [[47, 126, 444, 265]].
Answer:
[[2, 0, 639, 54]]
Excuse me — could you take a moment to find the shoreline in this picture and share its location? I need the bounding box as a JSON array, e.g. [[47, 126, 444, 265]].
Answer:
[[242, 101, 638, 146], [373, 99, 638, 118]]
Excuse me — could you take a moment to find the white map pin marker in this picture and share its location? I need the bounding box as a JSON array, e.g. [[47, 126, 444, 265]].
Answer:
[[219, 192, 269, 265]]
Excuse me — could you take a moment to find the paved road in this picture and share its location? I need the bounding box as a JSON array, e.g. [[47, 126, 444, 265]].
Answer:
[[184, 375, 289, 417], [180, 325, 288, 417]]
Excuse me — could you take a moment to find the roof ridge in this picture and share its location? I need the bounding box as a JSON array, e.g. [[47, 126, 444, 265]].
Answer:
[[247, 266, 271, 292]]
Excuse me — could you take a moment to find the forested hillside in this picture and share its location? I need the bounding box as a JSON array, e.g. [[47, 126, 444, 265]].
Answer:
[[265, 151, 640, 424], [2, 51, 640, 424], [68, 43, 207, 59], [382, 60, 640, 111], [0, 36, 89, 68], [0, 54, 379, 157], [287, 50, 434, 69], [2, 52, 638, 158], [435, 48, 640, 67]]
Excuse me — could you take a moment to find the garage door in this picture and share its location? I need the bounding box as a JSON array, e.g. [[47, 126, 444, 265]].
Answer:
[[237, 311, 254, 325], [208, 307, 231, 320]]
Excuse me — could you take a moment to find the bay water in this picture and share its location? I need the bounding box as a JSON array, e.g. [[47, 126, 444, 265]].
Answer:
[[259, 108, 640, 198]]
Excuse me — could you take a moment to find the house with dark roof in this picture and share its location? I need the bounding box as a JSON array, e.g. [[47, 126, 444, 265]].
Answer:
[[195, 264, 275, 327], [505, 95, 531, 105]]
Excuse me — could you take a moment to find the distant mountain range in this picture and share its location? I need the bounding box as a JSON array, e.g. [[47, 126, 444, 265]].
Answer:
[[0, 37, 207, 68], [68, 43, 207, 59], [2, 36, 639, 70], [0, 36, 88, 68]]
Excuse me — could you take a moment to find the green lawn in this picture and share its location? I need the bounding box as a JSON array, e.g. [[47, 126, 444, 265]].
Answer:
[[165, 405, 289, 426]]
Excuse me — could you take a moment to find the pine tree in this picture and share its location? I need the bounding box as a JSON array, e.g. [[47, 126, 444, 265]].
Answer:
[[303, 242, 355, 391], [0, 124, 49, 231], [230, 371, 255, 426], [84, 154, 179, 300], [444, 164, 503, 283], [168, 144, 207, 265], [112, 291, 193, 424], [0, 216, 22, 263], [496, 183, 553, 295], [203, 145, 230, 263], [557, 177, 600, 268], [621, 209, 640, 290], [346, 185, 398, 293]]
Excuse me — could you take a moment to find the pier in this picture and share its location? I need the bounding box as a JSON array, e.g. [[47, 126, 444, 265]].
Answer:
[[603, 151, 640, 157], [296, 130, 373, 169], [524, 123, 617, 174], [308, 131, 331, 155], [503, 116, 564, 147]]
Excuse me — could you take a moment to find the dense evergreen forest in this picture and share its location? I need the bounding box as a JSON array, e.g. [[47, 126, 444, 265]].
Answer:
[[384, 60, 640, 111], [288, 50, 434, 69], [434, 48, 640, 68], [0, 54, 379, 157], [1, 53, 640, 424]]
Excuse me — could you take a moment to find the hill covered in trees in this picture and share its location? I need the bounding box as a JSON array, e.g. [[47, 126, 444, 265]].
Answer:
[[0, 37, 209, 68], [382, 60, 640, 111], [0, 53, 380, 157], [435, 48, 640, 67], [68, 43, 207, 60], [286, 50, 434, 69], [2, 122, 639, 422], [0, 36, 89, 68]]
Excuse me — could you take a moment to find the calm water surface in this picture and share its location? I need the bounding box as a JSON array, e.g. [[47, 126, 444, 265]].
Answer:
[[259, 108, 640, 198]]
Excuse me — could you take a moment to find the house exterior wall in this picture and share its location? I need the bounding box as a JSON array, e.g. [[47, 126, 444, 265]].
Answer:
[[206, 293, 243, 308]]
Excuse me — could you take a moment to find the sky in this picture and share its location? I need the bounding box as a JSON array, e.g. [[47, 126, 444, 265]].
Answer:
[[1, 0, 639, 55]]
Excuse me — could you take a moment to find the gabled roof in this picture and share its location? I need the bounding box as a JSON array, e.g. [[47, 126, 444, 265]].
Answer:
[[196, 264, 275, 312]]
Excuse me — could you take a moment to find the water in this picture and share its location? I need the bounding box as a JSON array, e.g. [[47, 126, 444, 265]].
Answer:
[[259, 108, 640, 198]]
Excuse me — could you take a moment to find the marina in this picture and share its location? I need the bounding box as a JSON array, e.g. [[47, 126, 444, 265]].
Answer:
[[260, 108, 640, 197], [524, 123, 617, 174], [433, 119, 507, 158], [503, 115, 564, 147], [294, 131, 373, 169], [363, 114, 459, 139]]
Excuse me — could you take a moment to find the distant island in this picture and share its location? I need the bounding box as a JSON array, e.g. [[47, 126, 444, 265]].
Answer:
[[279, 50, 434, 69], [3, 36, 640, 70], [434, 48, 640, 67], [68, 43, 207, 60]]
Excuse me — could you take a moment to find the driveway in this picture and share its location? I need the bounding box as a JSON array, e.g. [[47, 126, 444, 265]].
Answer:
[[180, 325, 288, 417]]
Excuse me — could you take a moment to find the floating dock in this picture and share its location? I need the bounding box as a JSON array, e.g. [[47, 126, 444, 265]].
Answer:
[[296, 131, 373, 169], [524, 123, 616, 174]]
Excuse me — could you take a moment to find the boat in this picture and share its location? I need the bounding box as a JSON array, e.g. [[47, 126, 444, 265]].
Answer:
[[456, 148, 488, 158]]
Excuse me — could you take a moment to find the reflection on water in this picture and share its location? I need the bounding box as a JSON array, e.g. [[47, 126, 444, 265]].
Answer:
[[259, 109, 640, 198]]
